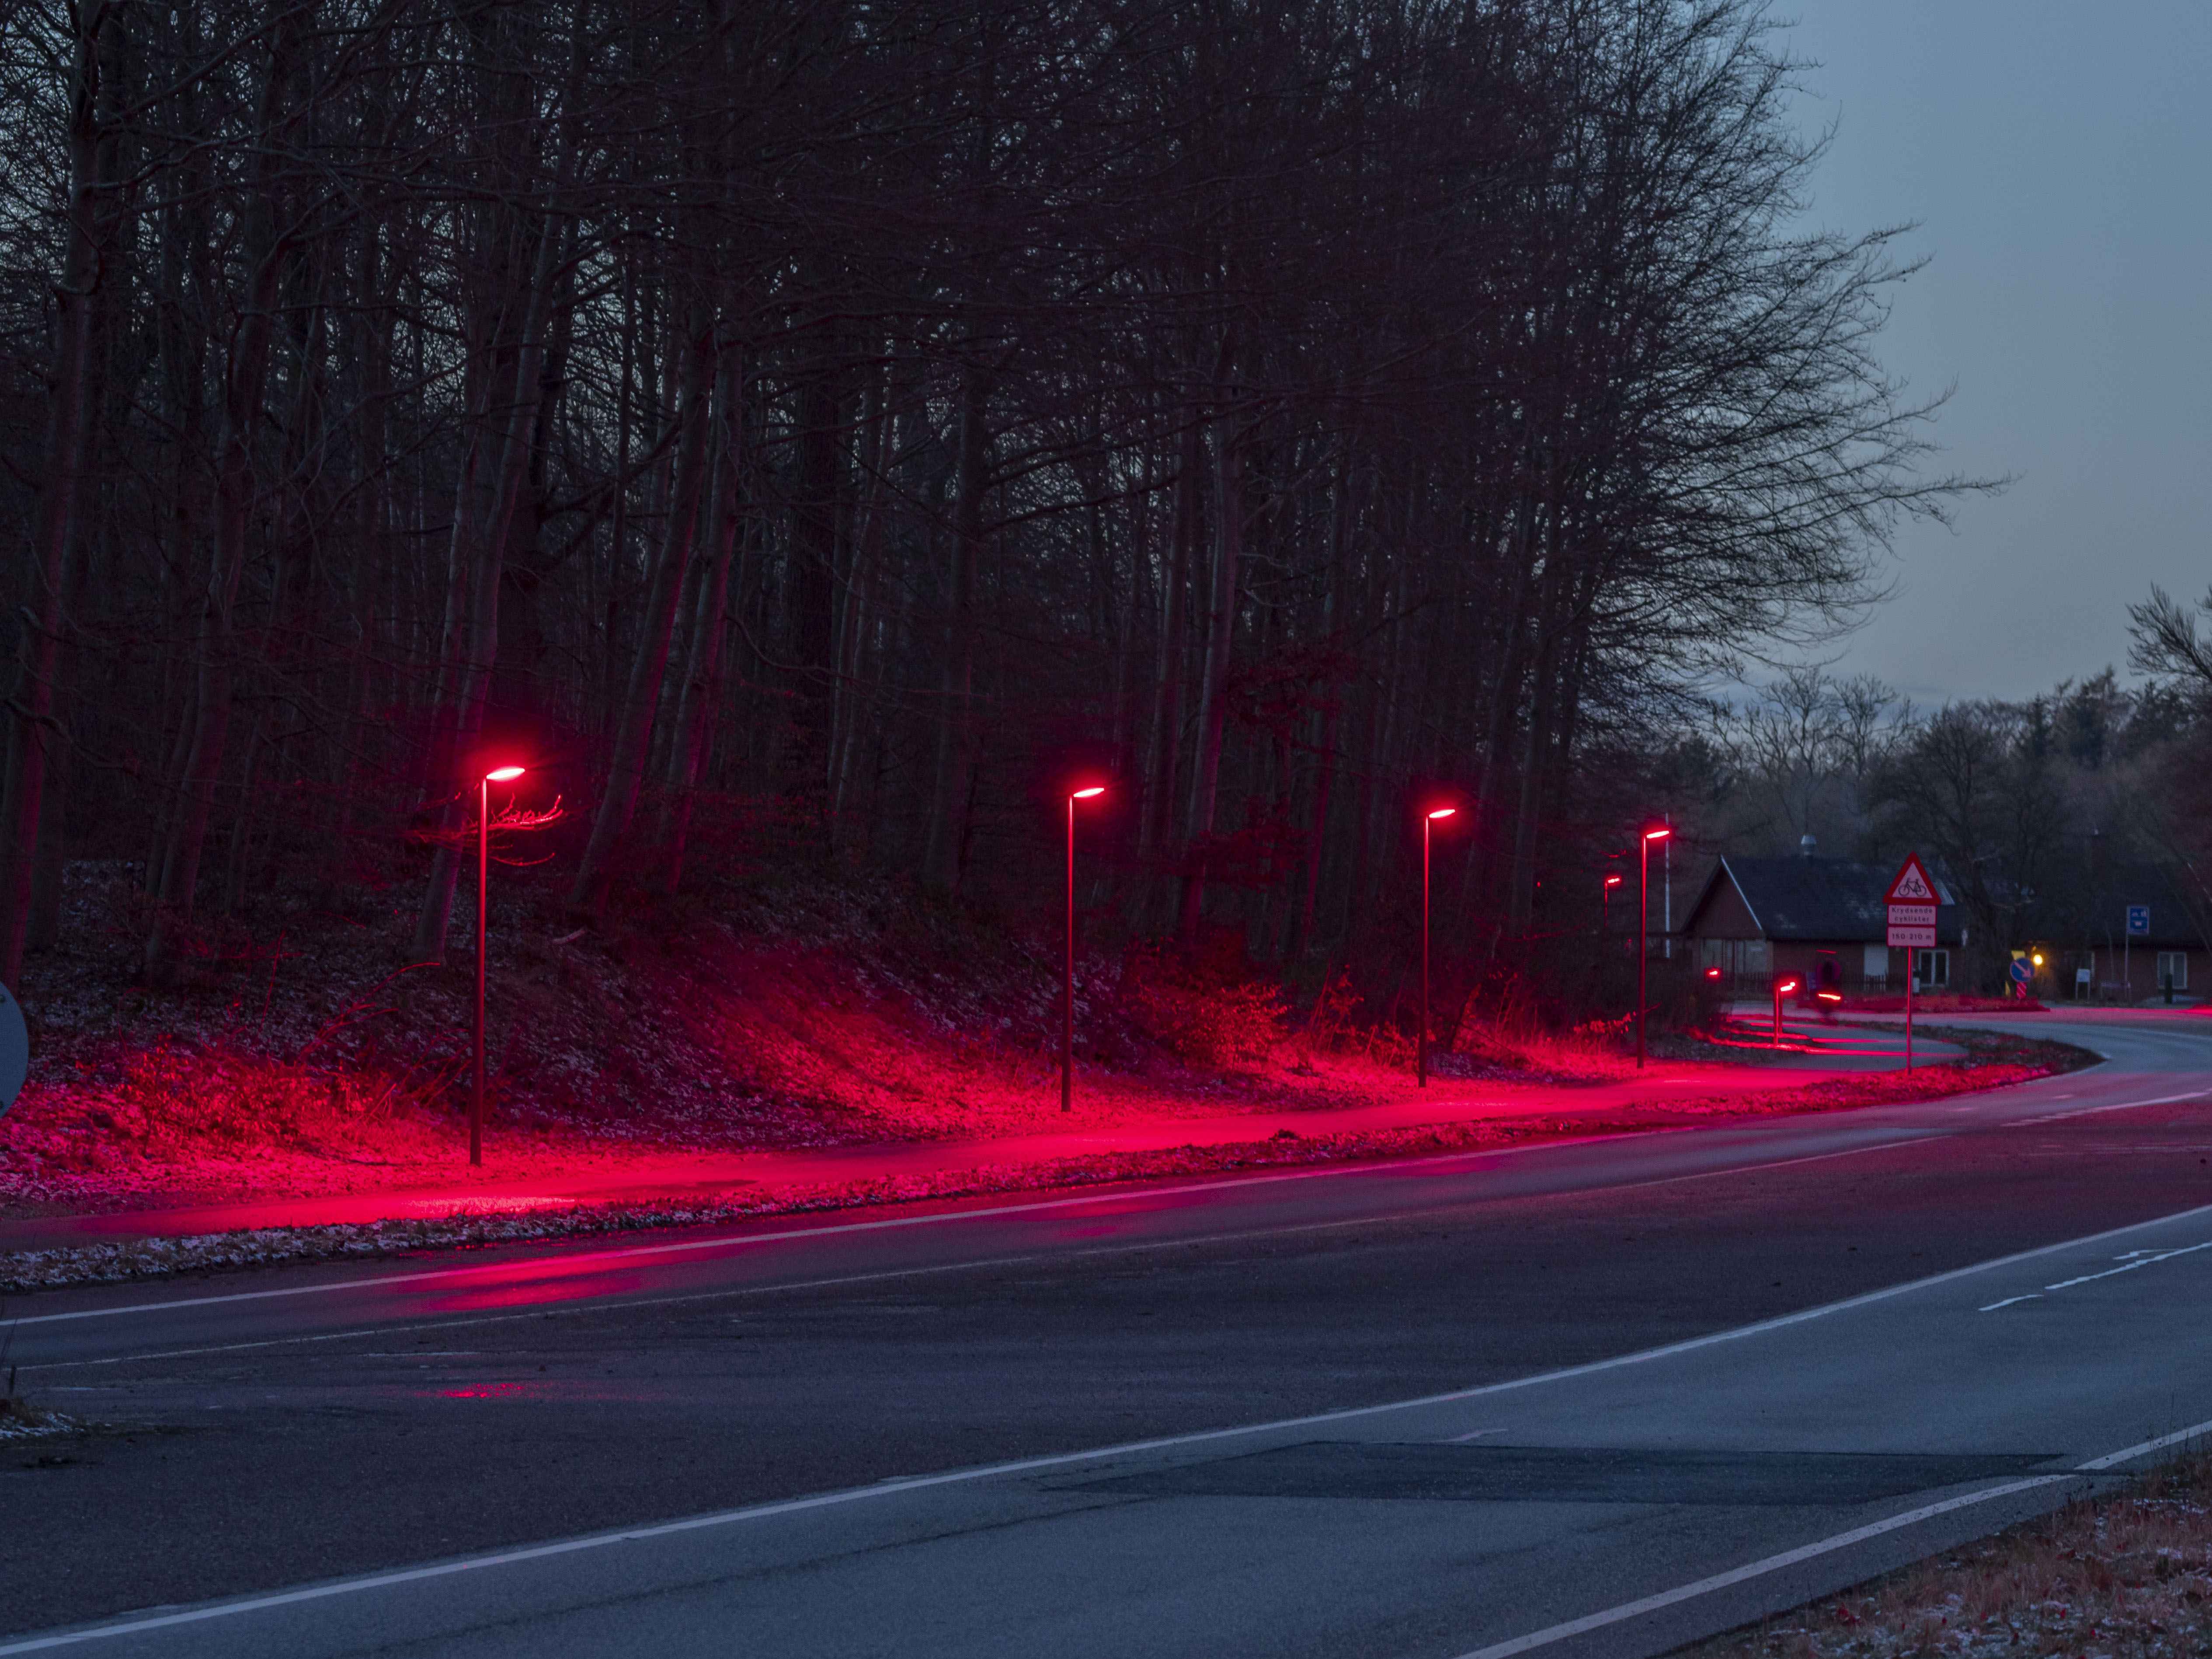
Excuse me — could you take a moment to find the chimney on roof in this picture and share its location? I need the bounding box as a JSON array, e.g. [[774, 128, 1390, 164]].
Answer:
[[1799, 833, 1818, 859]]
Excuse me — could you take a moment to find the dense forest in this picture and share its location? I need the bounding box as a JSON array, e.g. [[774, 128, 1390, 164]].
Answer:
[[1, 0, 1971, 1002]]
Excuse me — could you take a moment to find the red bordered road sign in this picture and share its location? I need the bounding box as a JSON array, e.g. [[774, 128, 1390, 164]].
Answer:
[[1885, 853, 1940, 948], [1884, 855, 1940, 905]]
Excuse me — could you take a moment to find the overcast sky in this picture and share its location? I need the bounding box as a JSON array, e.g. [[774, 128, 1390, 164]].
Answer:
[[1774, 0, 2212, 705]]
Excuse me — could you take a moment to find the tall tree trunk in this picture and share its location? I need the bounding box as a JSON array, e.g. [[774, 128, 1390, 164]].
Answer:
[[660, 343, 744, 895], [144, 8, 303, 982], [569, 299, 716, 917], [1178, 419, 1242, 945], [922, 359, 990, 892], [0, 3, 114, 987]]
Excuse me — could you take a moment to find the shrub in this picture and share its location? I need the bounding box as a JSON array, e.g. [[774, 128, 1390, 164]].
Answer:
[[1120, 946, 1288, 1065]]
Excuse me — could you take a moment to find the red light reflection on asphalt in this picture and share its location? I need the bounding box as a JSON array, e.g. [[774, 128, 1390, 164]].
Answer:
[[421, 1270, 651, 1314]]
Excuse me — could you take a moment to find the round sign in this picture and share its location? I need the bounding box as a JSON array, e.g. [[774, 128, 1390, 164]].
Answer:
[[2009, 958, 2032, 984], [0, 980, 25, 1116]]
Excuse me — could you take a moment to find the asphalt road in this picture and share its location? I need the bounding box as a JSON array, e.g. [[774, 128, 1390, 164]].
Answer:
[[5, 1014, 2212, 1656]]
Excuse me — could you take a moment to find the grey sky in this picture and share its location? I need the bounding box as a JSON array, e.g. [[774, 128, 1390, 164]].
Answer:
[[1778, 0, 2212, 705]]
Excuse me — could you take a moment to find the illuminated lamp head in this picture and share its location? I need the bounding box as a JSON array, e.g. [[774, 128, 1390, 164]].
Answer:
[[1071, 786, 1106, 800], [2031, 953, 2044, 967], [1604, 874, 1622, 888], [1777, 979, 1799, 995], [1642, 825, 1672, 842], [1817, 990, 1842, 1002], [1704, 967, 1723, 981], [1426, 807, 1457, 821], [484, 765, 525, 783]]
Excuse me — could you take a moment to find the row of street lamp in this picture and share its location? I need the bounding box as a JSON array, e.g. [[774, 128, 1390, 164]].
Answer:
[[464, 769, 1674, 1159]]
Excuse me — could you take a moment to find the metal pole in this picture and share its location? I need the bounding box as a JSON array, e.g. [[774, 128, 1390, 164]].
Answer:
[[1773, 981, 1782, 1048], [1663, 828, 1672, 960], [1062, 794, 1075, 1113], [1637, 835, 1649, 1070], [1905, 946, 1913, 1074], [472, 775, 487, 1167], [1419, 817, 1431, 1089]]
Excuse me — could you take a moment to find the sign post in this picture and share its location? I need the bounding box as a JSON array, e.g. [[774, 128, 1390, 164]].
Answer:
[[1885, 854, 1941, 1075], [2125, 904, 2149, 1005]]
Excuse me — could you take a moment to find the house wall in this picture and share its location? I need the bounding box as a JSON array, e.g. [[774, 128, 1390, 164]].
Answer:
[[2044, 944, 2212, 1005]]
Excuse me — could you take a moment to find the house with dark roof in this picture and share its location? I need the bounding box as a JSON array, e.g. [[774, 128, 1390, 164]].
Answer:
[[2036, 862, 2212, 1003], [1680, 837, 1965, 995]]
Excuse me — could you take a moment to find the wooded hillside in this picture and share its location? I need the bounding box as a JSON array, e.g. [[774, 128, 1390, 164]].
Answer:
[[0, 0, 1958, 992]]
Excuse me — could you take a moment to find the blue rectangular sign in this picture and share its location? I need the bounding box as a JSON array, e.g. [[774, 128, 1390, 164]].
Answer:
[[2127, 904, 2150, 937]]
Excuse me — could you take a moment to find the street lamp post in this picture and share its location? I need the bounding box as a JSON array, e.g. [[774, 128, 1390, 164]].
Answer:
[[1602, 872, 1621, 935], [1638, 825, 1672, 1070], [1063, 785, 1106, 1113], [473, 764, 525, 1166], [1772, 977, 1799, 1047], [1421, 807, 1457, 1088]]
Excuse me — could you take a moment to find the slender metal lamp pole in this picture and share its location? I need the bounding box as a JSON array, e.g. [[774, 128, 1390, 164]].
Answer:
[[471, 765, 524, 1165], [1063, 793, 1075, 1113], [1420, 814, 1432, 1089], [1062, 786, 1104, 1112], [472, 774, 487, 1166]]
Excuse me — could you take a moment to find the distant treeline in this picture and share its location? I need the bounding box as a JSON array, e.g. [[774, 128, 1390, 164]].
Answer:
[[1, 0, 1964, 989]]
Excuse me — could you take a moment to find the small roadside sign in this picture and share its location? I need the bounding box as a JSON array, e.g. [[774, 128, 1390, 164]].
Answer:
[[0, 981, 25, 1117], [2009, 958, 2032, 986], [1885, 853, 1940, 948], [1884, 855, 1939, 905], [2127, 904, 2149, 937]]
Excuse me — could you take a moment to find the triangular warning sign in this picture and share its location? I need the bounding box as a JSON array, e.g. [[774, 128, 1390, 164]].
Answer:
[[1885, 854, 1939, 905]]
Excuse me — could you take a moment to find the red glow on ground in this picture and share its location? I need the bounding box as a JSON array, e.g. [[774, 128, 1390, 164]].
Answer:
[[441, 1383, 530, 1399]]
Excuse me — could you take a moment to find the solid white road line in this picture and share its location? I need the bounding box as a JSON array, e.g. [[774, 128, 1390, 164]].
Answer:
[[10, 1205, 2212, 1652], [1445, 1475, 2073, 1659], [0, 1132, 1663, 1329], [1445, 1413, 2212, 1659]]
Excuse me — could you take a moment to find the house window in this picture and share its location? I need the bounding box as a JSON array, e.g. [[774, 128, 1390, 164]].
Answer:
[[1862, 944, 1889, 986], [1914, 949, 1950, 989], [2158, 952, 2188, 991]]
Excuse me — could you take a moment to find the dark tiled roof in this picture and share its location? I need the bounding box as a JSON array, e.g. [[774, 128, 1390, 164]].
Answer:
[[1701, 856, 1963, 945], [2072, 863, 2212, 949]]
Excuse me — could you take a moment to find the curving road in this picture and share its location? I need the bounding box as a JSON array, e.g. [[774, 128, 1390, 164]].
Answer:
[[4, 1013, 2212, 1655]]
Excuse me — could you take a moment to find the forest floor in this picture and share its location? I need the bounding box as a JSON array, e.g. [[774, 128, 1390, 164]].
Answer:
[[0, 863, 2093, 1289]]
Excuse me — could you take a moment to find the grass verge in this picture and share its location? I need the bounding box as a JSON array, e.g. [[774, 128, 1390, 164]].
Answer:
[[0, 1029, 2094, 1293]]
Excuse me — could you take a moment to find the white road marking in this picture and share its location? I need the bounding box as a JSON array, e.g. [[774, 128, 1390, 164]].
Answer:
[[13, 1058, 2177, 1336], [2017, 1089, 2209, 1125], [10, 1208, 2212, 1652], [0, 1132, 1671, 1330], [16, 1129, 2022, 1371], [1447, 1412, 2212, 1658], [1442, 1428, 1509, 1443], [1446, 1476, 2073, 1658], [2042, 1240, 2212, 1290], [1978, 1295, 2042, 1312]]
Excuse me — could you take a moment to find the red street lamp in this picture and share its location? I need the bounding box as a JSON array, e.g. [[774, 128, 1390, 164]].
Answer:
[[473, 764, 526, 1165], [1602, 872, 1622, 935], [1421, 807, 1458, 1088], [1063, 786, 1106, 1113], [1638, 825, 1672, 1070]]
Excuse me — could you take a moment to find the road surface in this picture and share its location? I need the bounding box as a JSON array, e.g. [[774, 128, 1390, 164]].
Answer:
[[3, 1012, 2209, 1656]]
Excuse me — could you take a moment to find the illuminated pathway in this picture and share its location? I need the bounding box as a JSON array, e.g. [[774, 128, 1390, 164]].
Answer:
[[5, 1014, 2212, 1656]]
